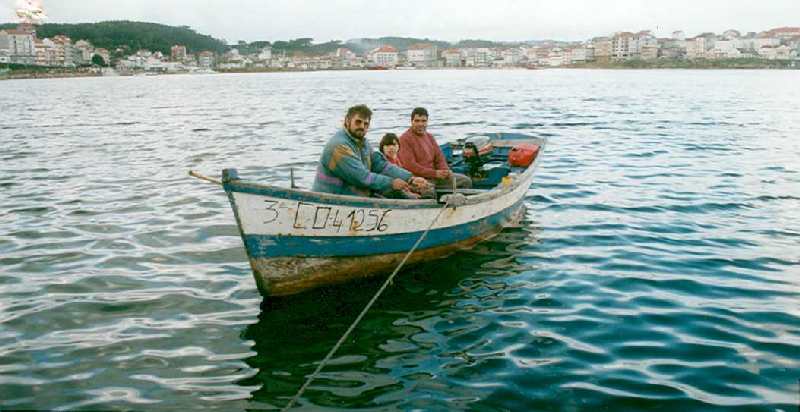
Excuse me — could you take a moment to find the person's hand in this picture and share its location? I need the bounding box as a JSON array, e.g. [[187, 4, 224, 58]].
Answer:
[[392, 178, 410, 191], [409, 176, 429, 190], [435, 169, 451, 180]]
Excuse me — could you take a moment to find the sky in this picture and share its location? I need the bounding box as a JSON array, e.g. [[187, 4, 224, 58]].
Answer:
[[1, 0, 797, 44]]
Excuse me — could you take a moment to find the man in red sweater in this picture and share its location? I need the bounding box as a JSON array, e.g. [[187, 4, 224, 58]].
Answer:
[[398, 107, 472, 189]]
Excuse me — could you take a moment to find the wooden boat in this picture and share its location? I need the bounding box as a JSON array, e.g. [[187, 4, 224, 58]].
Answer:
[[220, 133, 546, 296]]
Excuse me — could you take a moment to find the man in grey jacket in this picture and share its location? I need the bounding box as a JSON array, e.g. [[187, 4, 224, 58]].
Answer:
[[312, 104, 427, 197]]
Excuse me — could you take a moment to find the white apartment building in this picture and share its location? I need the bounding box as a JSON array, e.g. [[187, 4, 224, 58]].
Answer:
[[441, 49, 461, 67], [710, 40, 742, 58], [74, 40, 94, 65], [462, 48, 491, 67], [758, 45, 793, 60], [0, 31, 10, 52], [34, 38, 57, 66], [611, 32, 636, 60], [406, 43, 438, 67], [52, 35, 77, 67], [589, 39, 612, 62], [546, 48, 567, 66], [685, 37, 708, 59], [568, 47, 591, 63], [370, 45, 399, 68], [501, 48, 523, 65], [0, 29, 36, 64]]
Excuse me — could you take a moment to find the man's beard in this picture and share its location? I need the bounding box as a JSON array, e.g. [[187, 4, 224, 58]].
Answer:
[[348, 126, 366, 138]]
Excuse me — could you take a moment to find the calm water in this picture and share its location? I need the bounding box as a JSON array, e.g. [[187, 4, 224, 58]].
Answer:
[[1, 70, 799, 411]]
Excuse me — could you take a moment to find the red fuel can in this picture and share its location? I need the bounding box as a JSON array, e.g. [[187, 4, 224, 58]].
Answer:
[[508, 143, 540, 167]]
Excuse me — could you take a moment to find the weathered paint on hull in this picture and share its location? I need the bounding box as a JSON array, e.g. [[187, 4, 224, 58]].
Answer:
[[221, 134, 545, 296], [249, 203, 525, 296]]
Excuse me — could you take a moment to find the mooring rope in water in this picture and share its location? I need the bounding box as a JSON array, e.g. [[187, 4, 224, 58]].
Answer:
[[282, 197, 459, 411]]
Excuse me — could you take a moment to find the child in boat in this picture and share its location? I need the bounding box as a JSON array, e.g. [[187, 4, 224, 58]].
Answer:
[[380, 133, 423, 199], [380, 133, 404, 167]]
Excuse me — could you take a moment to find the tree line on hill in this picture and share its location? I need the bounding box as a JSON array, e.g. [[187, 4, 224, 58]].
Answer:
[[0, 21, 227, 55], [0, 20, 515, 58]]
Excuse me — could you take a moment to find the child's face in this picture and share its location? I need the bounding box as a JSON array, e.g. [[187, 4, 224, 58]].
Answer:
[[383, 142, 399, 158]]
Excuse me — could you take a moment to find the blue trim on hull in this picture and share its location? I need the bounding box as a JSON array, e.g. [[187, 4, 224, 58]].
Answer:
[[243, 199, 524, 258]]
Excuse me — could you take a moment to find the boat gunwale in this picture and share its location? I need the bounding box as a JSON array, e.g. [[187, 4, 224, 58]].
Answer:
[[222, 137, 545, 209]]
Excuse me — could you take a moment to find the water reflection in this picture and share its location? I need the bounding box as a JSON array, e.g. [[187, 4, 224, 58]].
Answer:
[[240, 219, 541, 409]]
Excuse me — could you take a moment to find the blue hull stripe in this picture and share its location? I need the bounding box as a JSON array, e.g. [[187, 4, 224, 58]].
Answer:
[[244, 200, 522, 258]]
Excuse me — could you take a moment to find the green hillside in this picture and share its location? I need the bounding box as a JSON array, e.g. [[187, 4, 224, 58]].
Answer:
[[344, 37, 456, 53], [0, 21, 510, 57], [0, 21, 227, 55]]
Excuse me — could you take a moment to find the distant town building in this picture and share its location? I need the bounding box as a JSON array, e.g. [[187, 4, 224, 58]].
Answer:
[[406, 43, 438, 67], [441, 48, 461, 67], [546, 48, 566, 66], [52, 35, 76, 67], [567, 47, 591, 63], [500, 48, 523, 65], [171, 44, 187, 61], [611, 32, 636, 60], [657, 38, 684, 59], [3, 22, 798, 72], [685, 36, 708, 59], [640, 43, 658, 60], [758, 45, 793, 60], [94, 48, 110, 65], [369, 45, 398, 68], [763, 27, 800, 40], [0, 27, 36, 64], [330, 47, 360, 68], [257, 46, 272, 61], [34, 38, 55, 65], [590, 37, 612, 63], [198, 51, 215, 68], [334, 47, 356, 59], [710, 40, 741, 59], [0, 30, 11, 53], [722, 29, 742, 40], [74, 39, 93, 65], [462, 48, 491, 67]]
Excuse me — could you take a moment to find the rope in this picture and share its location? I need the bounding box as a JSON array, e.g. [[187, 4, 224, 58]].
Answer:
[[282, 199, 453, 411]]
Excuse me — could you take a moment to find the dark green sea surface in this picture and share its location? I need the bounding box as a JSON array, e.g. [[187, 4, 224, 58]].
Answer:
[[1, 70, 798, 411]]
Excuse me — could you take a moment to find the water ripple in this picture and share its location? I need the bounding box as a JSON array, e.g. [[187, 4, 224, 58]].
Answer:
[[1, 70, 799, 410]]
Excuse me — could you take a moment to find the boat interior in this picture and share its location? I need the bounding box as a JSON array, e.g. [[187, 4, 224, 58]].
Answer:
[[440, 133, 543, 191]]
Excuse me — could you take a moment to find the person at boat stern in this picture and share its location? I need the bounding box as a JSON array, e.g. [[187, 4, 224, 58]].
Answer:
[[398, 107, 472, 189], [313, 105, 428, 197]]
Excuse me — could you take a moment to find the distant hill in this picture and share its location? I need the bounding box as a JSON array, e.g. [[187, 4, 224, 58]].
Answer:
[[0, 21, 227, 55], [345, 37, 456, 53], [0, 21, 535, 58], [342, 37, 538, 53]]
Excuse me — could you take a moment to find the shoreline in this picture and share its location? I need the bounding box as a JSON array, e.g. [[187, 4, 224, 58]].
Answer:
[[2, 62, 798, 81]]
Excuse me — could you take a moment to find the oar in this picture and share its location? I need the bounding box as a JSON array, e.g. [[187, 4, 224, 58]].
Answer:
[[188, 170, 221, 185]]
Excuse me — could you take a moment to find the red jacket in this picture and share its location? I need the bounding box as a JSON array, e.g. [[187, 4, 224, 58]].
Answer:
[[385, 154, 404, 168], [398, 129, 449, 179]]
